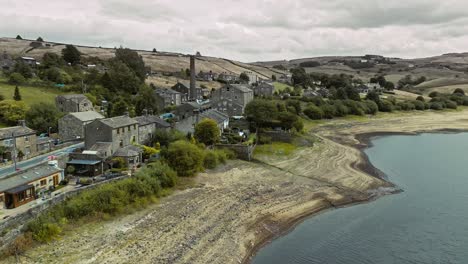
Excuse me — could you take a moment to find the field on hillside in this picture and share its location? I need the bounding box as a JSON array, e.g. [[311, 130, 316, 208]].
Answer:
[[0, 81, 68, 106], [0, 37, 287, 79]]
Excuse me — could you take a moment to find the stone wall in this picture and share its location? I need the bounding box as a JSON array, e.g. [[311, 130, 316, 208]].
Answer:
[[0, 175, 128, 252], [215, 144, 256, 161], [260, 131, 293, 143]]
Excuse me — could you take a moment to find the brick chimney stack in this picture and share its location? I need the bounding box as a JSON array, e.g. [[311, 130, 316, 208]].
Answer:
[[190, 55, 196, 101]]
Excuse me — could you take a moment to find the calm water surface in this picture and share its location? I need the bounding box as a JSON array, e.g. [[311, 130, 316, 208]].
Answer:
[[252, 133, 468, 264]]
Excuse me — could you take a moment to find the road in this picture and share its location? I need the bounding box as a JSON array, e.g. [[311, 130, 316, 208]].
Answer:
[[0, 142, 84, 178]]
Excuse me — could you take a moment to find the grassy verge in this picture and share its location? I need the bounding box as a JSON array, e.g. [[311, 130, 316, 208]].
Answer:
[[273, 81, 294, 93], [0, 80, 70, 107], [254, 142, 297, 156]]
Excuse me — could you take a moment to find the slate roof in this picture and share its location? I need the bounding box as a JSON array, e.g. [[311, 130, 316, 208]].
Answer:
[[0, 165, 62, 193], [68, 111, 104, 122], [113, 145, 142, 157], [99, 116, 138, 129], [200, 109, 229, 124], [134, 115, 170, 128], [155, 88, 181, 95], [230, 84, 253, 93], [57, 94, 89, 102], [0, 126, 36, 140]]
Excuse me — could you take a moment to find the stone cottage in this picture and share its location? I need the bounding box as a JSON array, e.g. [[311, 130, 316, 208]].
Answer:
[[134, 115, 171, 144], [0, 122, 37, 161], [154, 88, 182, 110], [172, 81, 202, 102], [253, 82, 275, 97], [58, 111, 104, 141], [55, 94, 94, 113]]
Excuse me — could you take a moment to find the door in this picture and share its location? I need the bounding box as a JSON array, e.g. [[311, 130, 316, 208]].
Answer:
[[53, 174, 59, 186]]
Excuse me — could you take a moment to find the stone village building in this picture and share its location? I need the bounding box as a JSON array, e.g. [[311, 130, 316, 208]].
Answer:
[[253, 82, 275, 97], [211, 84, 254, 117], [134, 115, 171, 145], [171, 81, 203, 102], [154, 88, 182, 110], [84, 116, 141, 167], [58, 111, 105, 142], [0, 122, 37, 161], [55, 94, 94, 113]]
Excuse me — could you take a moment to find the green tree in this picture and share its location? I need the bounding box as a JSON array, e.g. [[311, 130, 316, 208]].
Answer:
[[239, 72, 250, 83], [8, 73, 25, 86], [134, 85, 158, 115], [416, 96, 425, 102], [16, 35, 22, 40], [110, 98, 129, 117], [272, 75, 277, 81], [244, 99, 278, 127], [42, 52, 63, 68], [100, 72, 112, 89], [365, 91, 380, 103], [36, 37, 44, 42], [428, 91, 439, 98], [194, 118, 220, 146], [25, 102, 61, 133], [62, 45, 81, 65], [13, 61, 33, 78], [0, 100, 27, 125], [165, 140, 205, 177], [115, 47, 146, 82], [290, 67, 310, 87], [108, 60, 141, 94], [13, 86, 21, 101], [303, 105, 323, 120]]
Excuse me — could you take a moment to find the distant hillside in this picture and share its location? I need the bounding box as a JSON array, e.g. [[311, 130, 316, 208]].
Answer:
[[0, 37, 287, 79]]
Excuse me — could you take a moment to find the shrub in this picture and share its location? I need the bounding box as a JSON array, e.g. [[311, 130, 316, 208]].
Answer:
[[446, 100, 458, 109], [430, 102, 443, 110], [194, 118, 220, 145], [332, 101, 349, 117], [165, 140, 205, 177], [378, 100, 394, 112], [203, 150, 219, 169], [428, 91, 439, 98], [143, 161, 178, 188], [303, 105, 323, 120], [364, 100, 379, 115], [416, 96, 425, 102], [397, 101, 415, 111], [320, 104, 336, 119], [413, 100, 425, 110], [453, 88, 465, 95], [8, 73, 25, 85]]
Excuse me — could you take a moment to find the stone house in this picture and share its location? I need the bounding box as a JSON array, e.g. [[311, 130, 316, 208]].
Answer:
[[154, 88, 182, 110], [0, 164, 63, 209], [0, 51, 14, 71], [197, 71, 218, 81], [253, 82, 275, 97], [134, 115, 171, 144], [171, 81, 202, 102], [55, 94, 94, 113], [174, 109, 228, 134], [58, 111, 104, 141], [0, 123, 37, 161], [173, 102, 211, 120], [211, 84, 254, 116], [218, 72, 239, 83], [242, 71, 259, 85], [20, 57, 37, 67], [200, 109, 229, 132], [85, 115, 139, 157]]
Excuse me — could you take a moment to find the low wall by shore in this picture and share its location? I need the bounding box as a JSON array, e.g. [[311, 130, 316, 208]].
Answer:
[[0, 175, 128, 252]]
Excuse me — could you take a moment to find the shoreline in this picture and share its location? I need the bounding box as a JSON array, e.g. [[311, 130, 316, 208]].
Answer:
[[243, 128, 468, 264]]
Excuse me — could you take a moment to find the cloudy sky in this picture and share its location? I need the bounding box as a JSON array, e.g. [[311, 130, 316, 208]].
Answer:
[[2, 0, 468, 62]]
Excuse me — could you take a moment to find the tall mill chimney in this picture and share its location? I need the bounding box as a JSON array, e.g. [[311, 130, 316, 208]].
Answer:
[[190, 55, 196, 101]]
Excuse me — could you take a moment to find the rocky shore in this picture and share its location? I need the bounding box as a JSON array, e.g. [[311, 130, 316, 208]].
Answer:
[[5, 109, 468, 264]]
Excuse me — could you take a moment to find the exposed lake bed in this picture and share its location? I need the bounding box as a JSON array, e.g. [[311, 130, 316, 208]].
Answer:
[[253, 132, 468, 264]]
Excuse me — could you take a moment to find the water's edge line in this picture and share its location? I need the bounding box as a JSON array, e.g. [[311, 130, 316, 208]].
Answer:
[[242, 128, 468, 264]]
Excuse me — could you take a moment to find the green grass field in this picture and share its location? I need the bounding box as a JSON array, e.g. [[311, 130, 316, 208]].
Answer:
[[273, 81, 294, 92], [0, 82, 69, 107]]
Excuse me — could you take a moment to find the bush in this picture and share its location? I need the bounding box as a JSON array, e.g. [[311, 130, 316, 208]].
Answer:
[[453, 88, 465, 95], [416, 96, 425, 102], [364, 100, 378, 115], [446, 100, 458, 109], [332, 101, 349, 117], [165, 140, 205, 177], [378, 100, 394, 112], [320, 104, 336, 119], [204, 150, 219, 169], [413, 100, 425, 110], [428, 91, 439, 98], [397, 101, 415, 111], [8, 72, 25, 85], [303, 105, 323, 120], [430, 102, 443, 110]]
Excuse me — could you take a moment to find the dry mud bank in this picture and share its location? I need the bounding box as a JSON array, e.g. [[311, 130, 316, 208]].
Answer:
[[6, 109, 468, 264]]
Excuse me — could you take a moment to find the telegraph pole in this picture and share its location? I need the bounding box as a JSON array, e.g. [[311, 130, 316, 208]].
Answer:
[[11, 132, 17, 171]]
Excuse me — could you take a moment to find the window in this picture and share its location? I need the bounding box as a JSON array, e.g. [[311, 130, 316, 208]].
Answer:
[[133, 125, 136, 130], [25, 147, 31, 155], [24, 136, 29, 142], [119, 140, 123, 147], [40, 179, 47, 186], [128, 126, 131, 132], [117, 128, 120, 134]]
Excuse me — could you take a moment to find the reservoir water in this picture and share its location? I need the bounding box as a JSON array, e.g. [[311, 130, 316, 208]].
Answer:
[[252, 133, 468, 264]]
